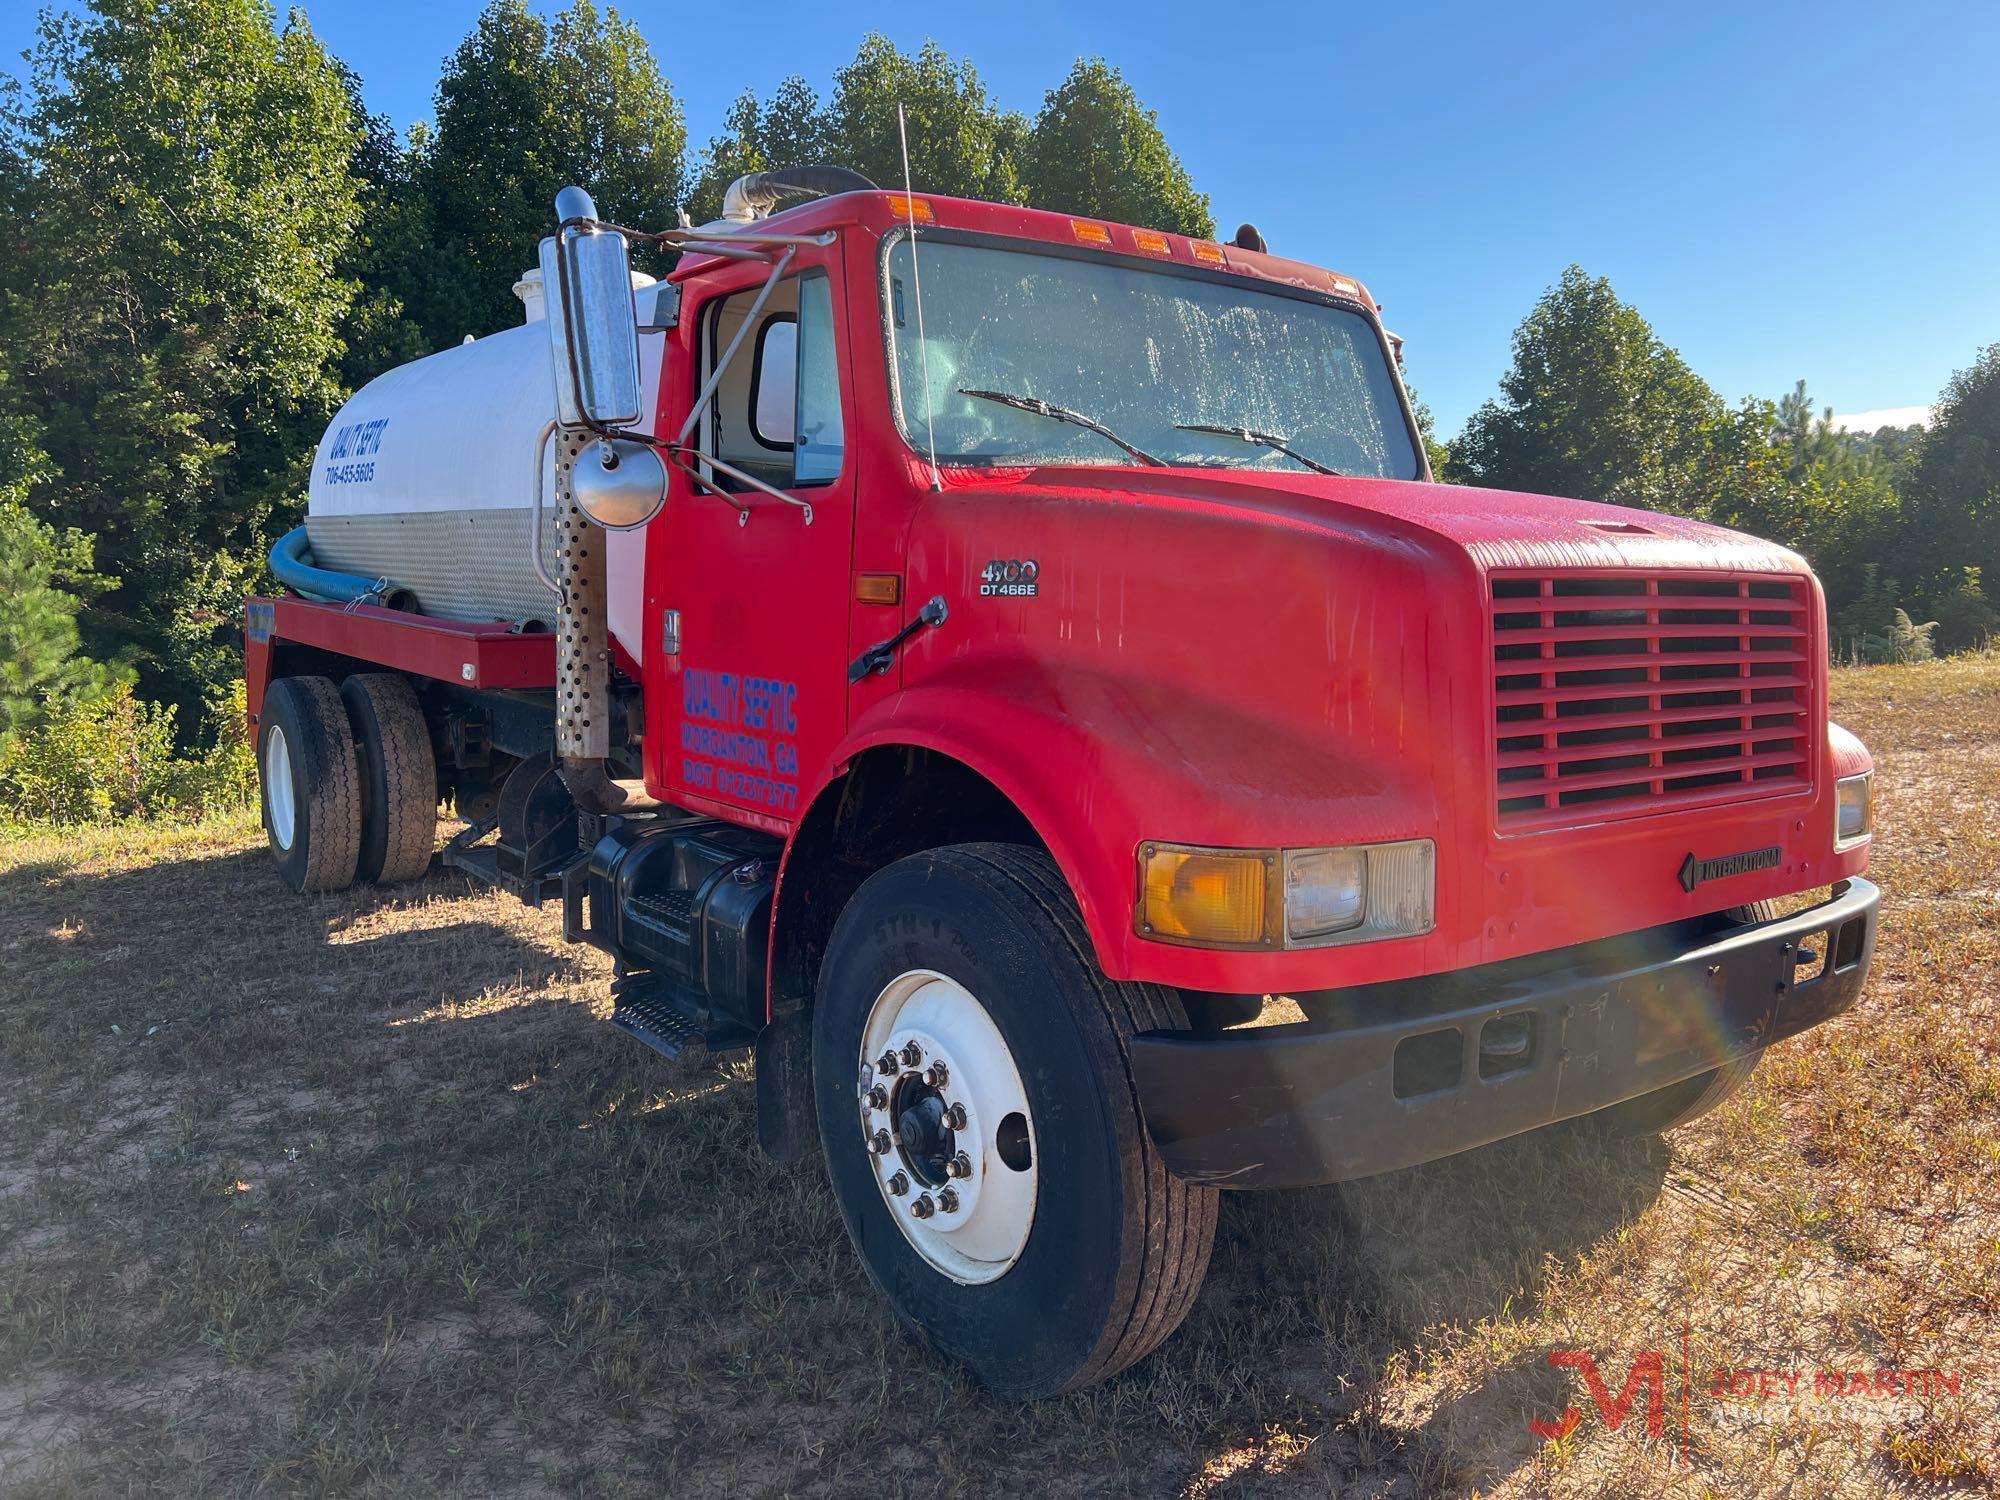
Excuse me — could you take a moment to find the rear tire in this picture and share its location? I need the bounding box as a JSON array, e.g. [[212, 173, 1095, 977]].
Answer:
[[341, 674, 437, 884], [1593, 901, 1777, 1136], [813, 843, 1218, 1398], [258, 676, 361, 894]]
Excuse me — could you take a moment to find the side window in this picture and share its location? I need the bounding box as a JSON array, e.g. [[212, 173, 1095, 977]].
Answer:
[[795, 275, 842, 484], [703, 272, 842, 490]]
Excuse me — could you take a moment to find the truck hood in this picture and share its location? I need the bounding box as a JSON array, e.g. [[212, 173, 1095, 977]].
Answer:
[[975, 466, 1808, 577]]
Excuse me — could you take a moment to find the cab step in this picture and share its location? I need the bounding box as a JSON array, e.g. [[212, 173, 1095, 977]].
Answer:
[[610, 971, 756, 1061]]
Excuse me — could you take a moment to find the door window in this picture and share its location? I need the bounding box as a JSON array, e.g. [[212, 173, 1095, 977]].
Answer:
[[705, 271, 842, 489]]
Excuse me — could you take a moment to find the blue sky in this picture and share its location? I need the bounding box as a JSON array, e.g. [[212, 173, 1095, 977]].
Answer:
[[6, 1, 1996, 436]]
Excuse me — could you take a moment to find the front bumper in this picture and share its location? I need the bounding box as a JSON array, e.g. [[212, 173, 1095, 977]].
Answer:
[[1130, 878, 1879, 1188]]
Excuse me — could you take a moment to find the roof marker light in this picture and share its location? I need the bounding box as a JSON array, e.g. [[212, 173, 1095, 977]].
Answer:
[[1070, 220, 1114, 247], [886, 194, 934, 223], [1132, 229, 1172, 257], [1190, 241, 1227, 266]]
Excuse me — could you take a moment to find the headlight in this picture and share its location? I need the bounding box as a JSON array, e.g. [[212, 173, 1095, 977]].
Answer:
[[1284, 848, 1366, 938], [1835, 772, 1873, 850], [1137, 839, 1434, 949]]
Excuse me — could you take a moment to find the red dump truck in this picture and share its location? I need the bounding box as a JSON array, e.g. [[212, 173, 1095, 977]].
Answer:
[[244, 169, 1880, 1397]]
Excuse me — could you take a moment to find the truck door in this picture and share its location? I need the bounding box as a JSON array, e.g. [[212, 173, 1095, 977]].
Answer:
[[646, 244, 856, 830]]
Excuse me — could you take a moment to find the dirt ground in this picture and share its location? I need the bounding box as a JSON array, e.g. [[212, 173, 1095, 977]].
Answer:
[[2, 655, 1995, 1497]]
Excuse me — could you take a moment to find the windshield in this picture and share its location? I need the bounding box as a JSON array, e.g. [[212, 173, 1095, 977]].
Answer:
[[883, 237, 1421, 480]]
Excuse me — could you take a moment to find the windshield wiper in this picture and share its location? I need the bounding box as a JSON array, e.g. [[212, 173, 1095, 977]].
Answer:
[[1175, 422, 1341, 477], [959, 388, 1166, 467]]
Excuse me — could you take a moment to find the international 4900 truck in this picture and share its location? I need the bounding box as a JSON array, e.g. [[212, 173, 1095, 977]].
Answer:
[[245, 167, 1880, 1397]]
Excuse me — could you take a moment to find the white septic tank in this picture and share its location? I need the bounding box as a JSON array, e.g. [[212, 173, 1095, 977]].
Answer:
[[304, 271, 664, 665]]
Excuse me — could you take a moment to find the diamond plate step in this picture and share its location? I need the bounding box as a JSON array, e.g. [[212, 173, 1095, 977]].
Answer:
[[610, 975, 755, 1061]]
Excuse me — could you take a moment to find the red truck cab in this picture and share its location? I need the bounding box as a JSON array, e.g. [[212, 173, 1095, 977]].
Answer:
[[246, 180, 1879, 1398]]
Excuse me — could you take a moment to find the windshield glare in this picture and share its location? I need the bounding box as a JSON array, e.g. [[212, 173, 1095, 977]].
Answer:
[[884, 237, 1421, 480]]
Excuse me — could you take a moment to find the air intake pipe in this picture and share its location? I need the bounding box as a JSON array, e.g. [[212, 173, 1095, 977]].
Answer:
[[720, 165, 877, 223]]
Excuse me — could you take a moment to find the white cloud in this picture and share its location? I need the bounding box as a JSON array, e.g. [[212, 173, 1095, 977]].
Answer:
[[1829, 406, 1931, 433]]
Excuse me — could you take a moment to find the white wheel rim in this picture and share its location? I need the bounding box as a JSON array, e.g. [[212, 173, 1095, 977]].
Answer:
[[264, 726, 296, 850], [858, 968, 1038, 1284]]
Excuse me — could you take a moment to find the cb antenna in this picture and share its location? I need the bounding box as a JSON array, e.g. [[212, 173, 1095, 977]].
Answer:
[[898, 103, 942, 492]]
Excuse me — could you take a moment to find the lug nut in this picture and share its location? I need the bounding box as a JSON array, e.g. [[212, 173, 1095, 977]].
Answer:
[[865, 1084, 889, 1110], [877, 1051, 900, 1076], [943, 1102, 968, 1132], [947, 1151, 972, 1179], [924, 1060, 949, 1088], [887, 1170, 909, 1196], [910, 1193, 935, 1219], [867, 1129, 892, 1155], [937, 1187, 959, 1213], [900, 1040, 923, 1067]]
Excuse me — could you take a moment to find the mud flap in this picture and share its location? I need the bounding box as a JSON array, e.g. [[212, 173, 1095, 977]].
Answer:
[[755, 1007, 816, 1164]]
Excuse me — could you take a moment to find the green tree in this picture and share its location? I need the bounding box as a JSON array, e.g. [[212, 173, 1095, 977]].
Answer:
[[333, 65, 431, 388], [1903, 343, 2000, 611], [1453, 266, 1726, 514], [0, 421, 121, 749], [1925, 566, 1997, 654], [1019, 60, 1212, 238], [1, 0, 363, 723], [1403, 384, 1452, 480], [824, 36, 1024, 203], [684, 75, 835, 225], [406, 0, 686, 346]]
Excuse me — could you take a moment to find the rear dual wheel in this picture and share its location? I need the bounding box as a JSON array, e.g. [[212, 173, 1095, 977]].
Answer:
[[258, 674, 436, 893], [259, 676, 363, 893], [814, 844, 1218, 1398]]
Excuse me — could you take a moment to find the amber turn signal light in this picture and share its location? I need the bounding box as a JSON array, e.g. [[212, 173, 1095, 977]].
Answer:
[[855, 573, 902, 605], [1137, 844, 1275, 948]]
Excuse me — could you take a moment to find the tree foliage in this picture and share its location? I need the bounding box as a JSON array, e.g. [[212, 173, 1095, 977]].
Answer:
[[1903, 342, 2000, 614], [0, 0, 362, 720], [685, 40, 1207, 235], [824, 36, 1024, 205], [398, 0, 686, 347], [1455, 266, 1725, 513], [1019, 60, 1212, 238]]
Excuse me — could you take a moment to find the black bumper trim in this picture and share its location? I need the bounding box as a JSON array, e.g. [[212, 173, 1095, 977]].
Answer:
[[1131, 878, 1880, 1189]]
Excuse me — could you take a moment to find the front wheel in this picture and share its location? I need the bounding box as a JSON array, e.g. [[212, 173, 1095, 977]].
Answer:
[[813, 844, 1217, 1398]]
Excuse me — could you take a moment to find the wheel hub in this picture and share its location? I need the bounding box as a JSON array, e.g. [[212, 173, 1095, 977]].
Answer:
[[891, 1077, 954, 1187], [263, 726, 295, 850], [858, 969, 1038, 1284]]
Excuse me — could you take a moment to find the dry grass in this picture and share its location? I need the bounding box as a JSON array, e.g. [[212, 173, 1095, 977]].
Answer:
[[2, 656, 1996, 1497]]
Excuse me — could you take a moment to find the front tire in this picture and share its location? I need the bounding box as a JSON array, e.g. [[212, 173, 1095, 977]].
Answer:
[[258, 676, 361, 894], [813, 844, 1217, 1398]]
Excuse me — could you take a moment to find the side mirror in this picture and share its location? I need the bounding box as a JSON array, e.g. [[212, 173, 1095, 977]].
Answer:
[[540, 186, 642, 428]]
